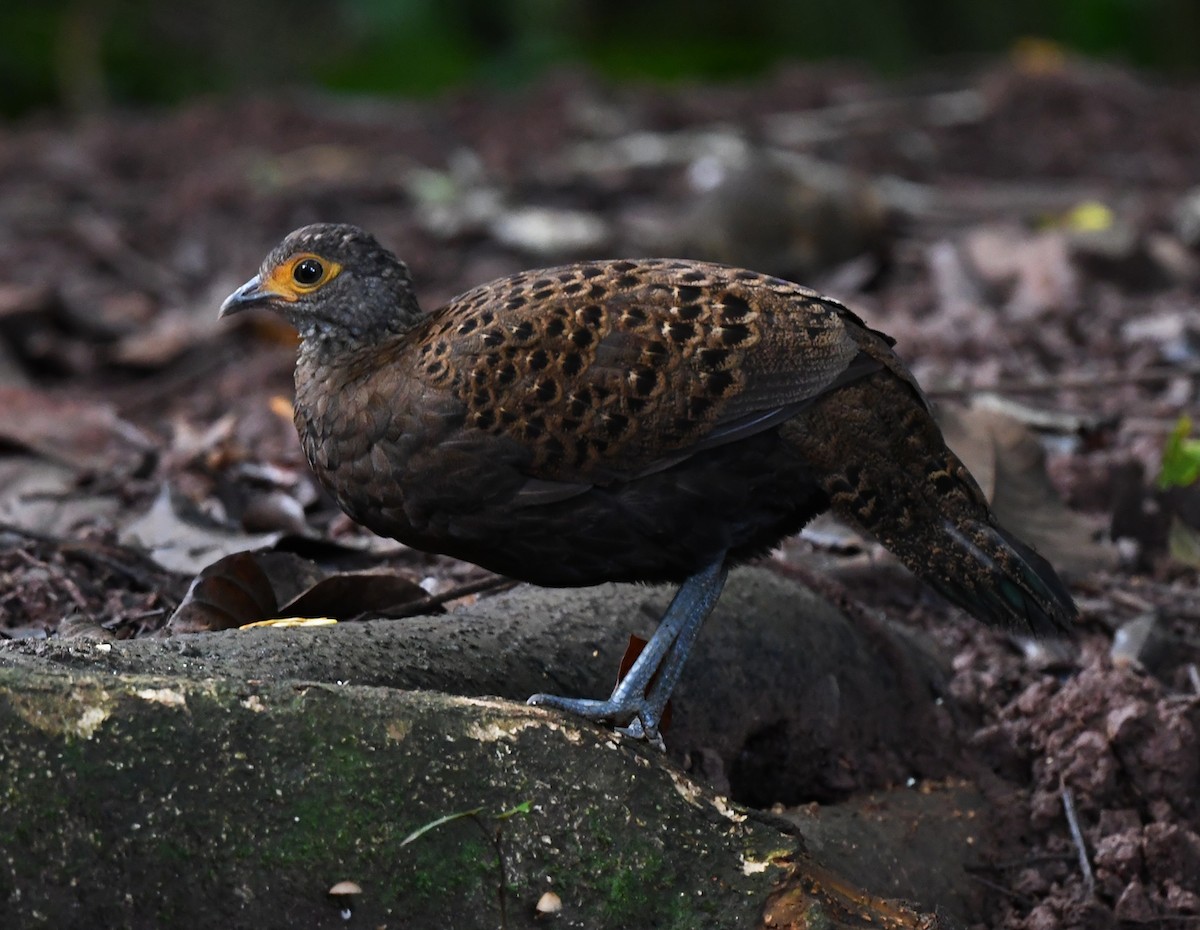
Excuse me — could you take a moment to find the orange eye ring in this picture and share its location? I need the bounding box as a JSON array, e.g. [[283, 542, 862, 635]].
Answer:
[[265, 253, 343, 299]]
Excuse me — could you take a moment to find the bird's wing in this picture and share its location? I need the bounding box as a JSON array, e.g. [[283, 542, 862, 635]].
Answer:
[[433, 259, 887, 497]]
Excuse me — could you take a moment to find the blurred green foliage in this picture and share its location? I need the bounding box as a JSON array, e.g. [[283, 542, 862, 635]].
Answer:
[[3, 0, 1199, 116], [1159, 416, 1200, 491]]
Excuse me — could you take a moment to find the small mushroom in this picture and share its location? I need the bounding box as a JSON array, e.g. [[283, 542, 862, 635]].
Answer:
[[329, 881, 362, 921], [535, 890, 562, 917]]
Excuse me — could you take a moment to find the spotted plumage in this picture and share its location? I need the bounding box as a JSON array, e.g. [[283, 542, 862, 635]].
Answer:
[[221, 222, 1077, 737]]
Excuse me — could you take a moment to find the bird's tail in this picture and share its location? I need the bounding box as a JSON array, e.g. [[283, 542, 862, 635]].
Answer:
[[786, 369, 1078, 636], [911, 516, 1077, 637]]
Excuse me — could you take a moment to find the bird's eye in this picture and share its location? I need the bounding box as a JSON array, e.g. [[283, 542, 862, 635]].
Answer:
[[293, 258, 324, 286]]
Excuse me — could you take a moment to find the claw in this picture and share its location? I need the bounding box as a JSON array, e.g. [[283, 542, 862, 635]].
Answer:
[[525, 558, 728, 744]]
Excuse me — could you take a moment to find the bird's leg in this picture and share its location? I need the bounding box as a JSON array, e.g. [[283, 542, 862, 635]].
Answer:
[[528, 558, 729, 742]]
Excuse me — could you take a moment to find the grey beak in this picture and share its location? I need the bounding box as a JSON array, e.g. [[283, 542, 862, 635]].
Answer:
[[219, 274, 269, 318]]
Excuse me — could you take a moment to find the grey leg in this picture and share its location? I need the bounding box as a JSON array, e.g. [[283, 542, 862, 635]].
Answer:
[[528, 558, 729, 742]]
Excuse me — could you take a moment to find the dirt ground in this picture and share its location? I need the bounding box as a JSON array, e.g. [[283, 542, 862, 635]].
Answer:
[[0, 56, 1198, 928]]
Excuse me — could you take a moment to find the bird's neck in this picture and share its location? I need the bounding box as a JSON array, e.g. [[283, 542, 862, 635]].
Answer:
[[294, 310, 416, 363]]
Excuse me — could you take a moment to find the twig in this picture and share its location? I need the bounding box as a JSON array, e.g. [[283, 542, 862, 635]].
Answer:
[[962, 871, 1036, 907], [1060, 782, 1096, 898], [387, 575, 519, 619], [928, 360, 1200, 401]]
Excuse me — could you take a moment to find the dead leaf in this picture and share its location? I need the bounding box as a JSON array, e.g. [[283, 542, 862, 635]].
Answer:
[[0, 386, 154, 474], [938, 402, 1116, 576], [166, 550, 279, 633], [166, 548, 433, 632], [280, 571, 428, 620]]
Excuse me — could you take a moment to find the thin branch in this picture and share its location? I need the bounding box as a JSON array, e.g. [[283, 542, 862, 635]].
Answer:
[[928, 361, 1200, 401], [385, 575, 519, 620], [1060, 783, 1096, 899]]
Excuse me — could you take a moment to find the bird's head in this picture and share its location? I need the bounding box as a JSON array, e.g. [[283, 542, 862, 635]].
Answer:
[[219, 223, 423, 344]]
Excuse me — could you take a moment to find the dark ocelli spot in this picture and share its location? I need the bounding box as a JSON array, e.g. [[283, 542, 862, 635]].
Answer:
[[580, 266, 604, 279], [666, 321, 695, 342], [457, 318, 478, 335], [705, 369, 735, 395], [930, 471, 959, 495], [512, 321, 535, 341], [570, 328, 594, 348], [505, 296, 526, 310], [578, 305, 603, 327], [632, 368, 657, 396], [719, 323, 752, 346], [562, 352, 584, 376], [721, 294, 753, 320], [642, 341, 668, 360], [535, 378, 559, 402], [698, 347, 730, 367], [528, 349, 550, 370], [497, 364, 517, 385], [616, 274, 638, 289], [611, 260, 636, 272]]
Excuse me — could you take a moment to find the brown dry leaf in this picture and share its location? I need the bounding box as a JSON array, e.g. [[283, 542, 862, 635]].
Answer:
[[0, 385, 154, 474], [166, 548, 432, 632], [166, 550, 278, 633], [280, 571, 429, 620], [759, 850, 947, 929], [938, 402, 1116, 576]]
